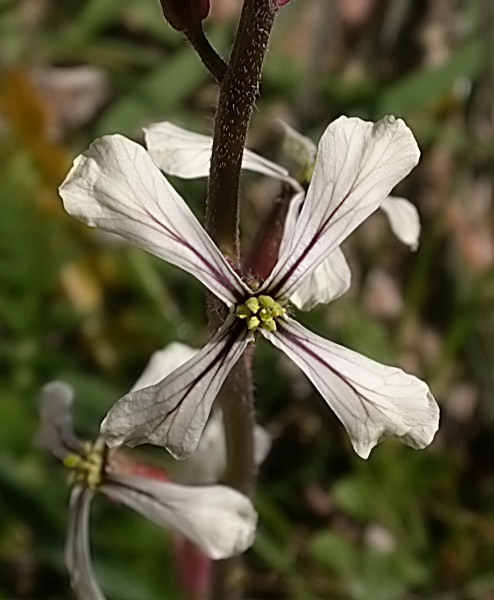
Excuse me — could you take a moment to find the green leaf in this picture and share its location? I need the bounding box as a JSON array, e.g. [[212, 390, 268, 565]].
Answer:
[[310, 531, 357, 574]]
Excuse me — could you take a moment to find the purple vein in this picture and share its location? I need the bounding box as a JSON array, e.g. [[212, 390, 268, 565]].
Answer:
[[269, 186, 354, 299], [143, 208, 243, 301]]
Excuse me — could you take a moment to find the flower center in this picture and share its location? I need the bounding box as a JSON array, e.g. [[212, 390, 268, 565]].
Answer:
[[235, 295, 286, 332], [63, 438, 105, 490]]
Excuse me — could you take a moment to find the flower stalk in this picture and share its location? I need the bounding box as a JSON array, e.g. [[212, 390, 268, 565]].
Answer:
[[206, 0, 278, 260], [204, 0, 279, 495], [205, 2, 278, 597], [184, 24, 227, 83]]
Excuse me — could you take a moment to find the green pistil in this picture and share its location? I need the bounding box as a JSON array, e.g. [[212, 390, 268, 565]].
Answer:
[[63, 439, 105, 490], [235, 295, 286, 332], [299, 161, 315, 187]]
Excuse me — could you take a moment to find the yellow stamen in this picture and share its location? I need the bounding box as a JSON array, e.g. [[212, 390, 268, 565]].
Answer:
[[64, 439, 105, 490], [235, 295, 286, 332], [247, 316, 260, 331], [245, 297, 260, 314]]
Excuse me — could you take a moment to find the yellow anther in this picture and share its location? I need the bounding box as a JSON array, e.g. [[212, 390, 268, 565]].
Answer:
[[261, 317, 276, 332], [258, 295, 276, 309], [272, 305, 286, 318], [247, 316, 260, 331], [63, 454, 81, 469], [63, 440, 105, 491], [245, 297, 260, 314], [235, 305, 250, 319], [86, 452, 104, 490], [235, 295, 286, 333]]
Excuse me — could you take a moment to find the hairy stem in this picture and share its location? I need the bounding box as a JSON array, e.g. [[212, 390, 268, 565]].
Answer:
[[204, 1, 278, 599], [210, 351, 256, 600], [206, 0, 278, 261]]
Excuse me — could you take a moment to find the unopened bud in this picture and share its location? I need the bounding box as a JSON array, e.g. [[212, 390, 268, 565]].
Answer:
[[159, 0, 210, 31]]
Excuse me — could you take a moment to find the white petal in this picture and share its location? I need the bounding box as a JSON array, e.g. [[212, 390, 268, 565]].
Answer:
[[144, 121, 300, 188], [262, 317, 439, 459], [143, 121, 212, 179], [277, 191, 305, 256], [280, 193, 351, 309], [176, 410, 227, 484], [129, 341, 270, 482], [242, 150, 300, 188], [253, 424, 272, 466], [100, 316, 251, 459], [35, 381, 83, 460], [102, 475, 258, 560], [59, 135, 247, 307], [65, 487, 105, 600], [130, 342, 198, 392], [380, 195, 421, 250], [261, 116, 420, 301], [177, 412, 271, 484], [290, 247, 351, 310]]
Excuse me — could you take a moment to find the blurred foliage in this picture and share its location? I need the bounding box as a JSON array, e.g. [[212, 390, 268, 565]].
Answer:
[[1, 0, 493, 599]]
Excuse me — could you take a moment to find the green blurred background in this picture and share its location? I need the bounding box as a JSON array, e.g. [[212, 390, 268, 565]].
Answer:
[[1, 0, 493, 598]]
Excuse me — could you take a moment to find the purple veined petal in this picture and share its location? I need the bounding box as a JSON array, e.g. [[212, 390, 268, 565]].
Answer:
[[290, 247, 352, 310], [127, 340, 271, 482], [130, 342, 227, 483], [262, 317, 439, 459], [176, 411, 271, 485], [261, 116, 421, 302], [101, 474, 258, 560], [65, 486, 105, 600], [144, 121, 300, 189], [380, 195, 421, 250], [35, 381, 83, 460], [59, 134, 249, 307], [100, 315, 251, 459], [277, 191, 352, 310]]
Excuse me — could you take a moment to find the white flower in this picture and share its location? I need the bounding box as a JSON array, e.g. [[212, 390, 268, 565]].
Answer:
[[145, 120, 421, 255], [145, 119, 421, 309], [37, 381, 258, 600], [276, 120, 421, 253], [59, 115, 439, 461]]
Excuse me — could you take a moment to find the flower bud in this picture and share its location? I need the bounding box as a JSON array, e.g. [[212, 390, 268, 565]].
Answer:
[[159, 0, 210, 31]]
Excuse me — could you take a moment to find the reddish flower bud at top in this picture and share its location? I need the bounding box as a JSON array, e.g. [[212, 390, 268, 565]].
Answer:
[[159, 0, 210, 31]]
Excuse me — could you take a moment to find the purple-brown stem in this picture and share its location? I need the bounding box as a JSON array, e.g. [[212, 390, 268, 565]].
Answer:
[[185, 24, 227, 83], [204, 1, 278, 599], [206, 0, 279, 262]]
